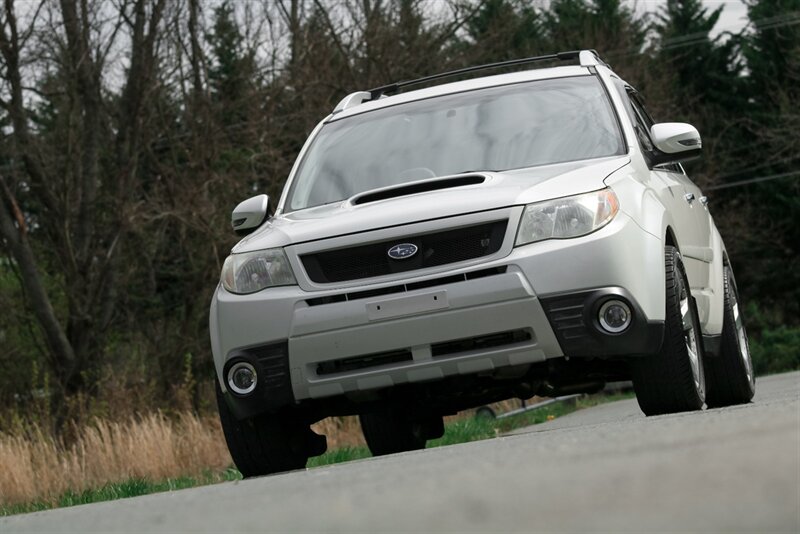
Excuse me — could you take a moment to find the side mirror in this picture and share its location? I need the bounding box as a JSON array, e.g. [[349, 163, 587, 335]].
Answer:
[[649, 123, 702, 165], [231, 194, 269, 236]]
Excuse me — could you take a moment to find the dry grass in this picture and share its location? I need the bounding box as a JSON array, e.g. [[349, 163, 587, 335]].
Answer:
[[0, 398, 537, 507], [0, 412, 381, 507], [311, 416, 365, 448], [0, 412, 231, 506]]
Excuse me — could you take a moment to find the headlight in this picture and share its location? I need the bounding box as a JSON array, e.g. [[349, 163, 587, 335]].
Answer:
[[221, 248, 296, 294], [515, 188, 619, 246]]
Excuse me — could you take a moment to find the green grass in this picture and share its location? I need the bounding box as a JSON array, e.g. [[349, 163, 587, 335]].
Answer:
[[307, 445, 372, 467], [750, 325, 800, 376], [1, 392, 632, 516], [432, 391, 633, 447], [1, 469, 243, 517]]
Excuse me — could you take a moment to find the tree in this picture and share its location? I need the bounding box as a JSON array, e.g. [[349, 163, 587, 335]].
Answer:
[[726, 0, 800, 322], [653, 0, 744, 117], [463, 0, 546, 62], [207, 1, 258, 131], [0, 0, 167, 398], [544, 0, 646, 56]]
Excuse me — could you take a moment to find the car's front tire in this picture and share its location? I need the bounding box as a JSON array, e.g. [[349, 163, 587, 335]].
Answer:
[[215, 381, 323, 477], [359, 408, 443, 456], [632, 246, 705, 415], [703, 265, 755, 407]]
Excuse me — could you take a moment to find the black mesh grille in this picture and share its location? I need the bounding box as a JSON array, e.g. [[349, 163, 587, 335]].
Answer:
[[431, 329, 532, 357], [301, 220, 508, 283], [316, 349, 413, 376]]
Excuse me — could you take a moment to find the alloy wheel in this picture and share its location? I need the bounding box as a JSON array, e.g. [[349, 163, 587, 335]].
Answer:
[[730, 289, 755, 386], [680, 285, 705, 399]]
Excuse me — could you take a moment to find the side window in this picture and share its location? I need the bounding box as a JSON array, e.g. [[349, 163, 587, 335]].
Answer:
[[629, 93, 655, 128], [627, 94, 656, 152], [612, 79, 653, 152]]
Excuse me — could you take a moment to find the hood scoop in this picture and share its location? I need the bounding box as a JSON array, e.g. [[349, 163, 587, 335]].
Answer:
[[350, 175, 486, 206]]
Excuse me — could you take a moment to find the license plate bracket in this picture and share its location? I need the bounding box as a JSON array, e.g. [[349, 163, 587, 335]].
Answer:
[[366, 291, 448, 321]]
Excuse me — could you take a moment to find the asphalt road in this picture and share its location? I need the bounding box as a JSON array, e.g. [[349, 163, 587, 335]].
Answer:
[[3, 372, 799, 533]]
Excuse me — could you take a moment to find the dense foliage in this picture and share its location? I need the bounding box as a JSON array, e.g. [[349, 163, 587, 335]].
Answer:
[[0, 0, 798, 425]]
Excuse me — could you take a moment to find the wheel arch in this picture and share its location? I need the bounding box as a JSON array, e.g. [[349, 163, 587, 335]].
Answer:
[[664, 225, 679, 253]]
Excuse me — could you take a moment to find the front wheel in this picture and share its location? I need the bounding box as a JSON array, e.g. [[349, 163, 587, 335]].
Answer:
[[215, 381, 322, 477], [632, 246, 706, 415], [703, 265, 755, 407]]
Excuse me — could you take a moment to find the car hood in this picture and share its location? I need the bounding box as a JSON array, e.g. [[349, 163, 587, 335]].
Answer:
[[233, 155, 630, 253]]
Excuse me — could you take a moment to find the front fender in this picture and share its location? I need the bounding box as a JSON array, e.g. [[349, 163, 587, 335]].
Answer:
[[604, 164, 673, 247]]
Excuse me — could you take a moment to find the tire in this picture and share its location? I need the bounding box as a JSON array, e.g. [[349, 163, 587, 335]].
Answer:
[[632, 246, 706, 415], [359, 409, 440, 456], [215, 381, 314, 477], [703, 265, 756, 407]]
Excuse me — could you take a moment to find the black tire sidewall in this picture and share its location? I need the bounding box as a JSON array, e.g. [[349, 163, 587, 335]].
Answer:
[[631, 246, 705, 415], [215, 381, 308, 477], [704, 266, 755, 406]]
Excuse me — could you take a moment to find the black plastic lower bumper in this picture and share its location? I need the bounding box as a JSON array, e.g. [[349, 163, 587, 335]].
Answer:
[[540, 287, 663, 358]]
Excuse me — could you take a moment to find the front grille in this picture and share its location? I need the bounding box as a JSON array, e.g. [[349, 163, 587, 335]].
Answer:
[[305, 266, 507, 306], [301, 220, 508, 283]]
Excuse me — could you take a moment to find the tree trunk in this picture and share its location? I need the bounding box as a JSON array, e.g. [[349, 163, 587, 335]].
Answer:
[[0, 178, 77, 388]]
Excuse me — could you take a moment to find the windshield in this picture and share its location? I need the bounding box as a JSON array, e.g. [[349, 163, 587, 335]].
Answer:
[[285, 75, 624, 212]]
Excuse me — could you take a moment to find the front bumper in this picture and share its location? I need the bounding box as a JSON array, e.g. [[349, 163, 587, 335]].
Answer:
[[210, 209, 665, 414], [212, 266, 562, 400]]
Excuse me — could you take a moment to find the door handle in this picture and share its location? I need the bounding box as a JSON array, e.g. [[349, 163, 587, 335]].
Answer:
[[699, 196, 709, 206], [684, 193, 695, 203]]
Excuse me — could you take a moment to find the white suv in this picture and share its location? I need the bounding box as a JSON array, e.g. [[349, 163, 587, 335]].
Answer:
[[210, 50, 755, 476]]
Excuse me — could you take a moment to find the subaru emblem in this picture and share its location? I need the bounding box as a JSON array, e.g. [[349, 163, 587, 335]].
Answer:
[[387, 243, 418, 260]]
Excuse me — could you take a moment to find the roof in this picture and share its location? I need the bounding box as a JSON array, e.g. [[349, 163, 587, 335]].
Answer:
[[329, 49, 608, 121]]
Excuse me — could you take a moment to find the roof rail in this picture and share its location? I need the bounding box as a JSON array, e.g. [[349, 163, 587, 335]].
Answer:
[[578, 50, 604, 67], [366, 49, 606, 101], [332, 91, 372, 113]]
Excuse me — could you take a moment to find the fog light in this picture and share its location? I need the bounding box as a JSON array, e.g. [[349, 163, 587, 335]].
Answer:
[[228, 362, 257, 395], [598, 300, 632, 333]]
